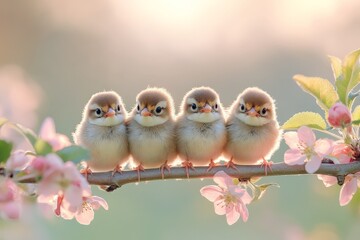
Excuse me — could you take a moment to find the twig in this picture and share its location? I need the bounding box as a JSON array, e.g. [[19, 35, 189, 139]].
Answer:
[[5, 161, 360, 191]]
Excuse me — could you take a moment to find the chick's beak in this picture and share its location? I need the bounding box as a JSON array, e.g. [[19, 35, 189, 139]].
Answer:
[[200, 104, 212, 113], [246, 108, 259, 117], [104, 108, 116, 118], [141, 108, 152, 117]]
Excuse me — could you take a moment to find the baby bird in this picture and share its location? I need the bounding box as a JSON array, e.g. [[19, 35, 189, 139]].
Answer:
[[73, 91, 129, 175], [176, 87, 227, 177], [224, 87, 281, 174], [128, 87, 176, 180]]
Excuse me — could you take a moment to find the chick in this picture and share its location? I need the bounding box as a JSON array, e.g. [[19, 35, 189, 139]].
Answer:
[[128, 87, 176, 180], [176, 87, 226, 177], [224, 87, 281, 174], [73, 91, 129, 175]]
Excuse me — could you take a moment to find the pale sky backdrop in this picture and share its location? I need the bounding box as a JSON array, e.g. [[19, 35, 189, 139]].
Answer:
[[1, 1, 360, 239]]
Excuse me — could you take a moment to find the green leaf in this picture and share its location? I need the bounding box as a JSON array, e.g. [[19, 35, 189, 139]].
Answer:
[[252, 183, 279, 201], [34, 139, 53, 156], [293, 75, 338, 111], [352, 119, 360, 126], [0, 140, 13, 163], [56, 145, 90, 164], [329, 55, 342, 80], [335, 49, 360, 107], [353, 105, 360, 121], [282, 112, 327, 130]]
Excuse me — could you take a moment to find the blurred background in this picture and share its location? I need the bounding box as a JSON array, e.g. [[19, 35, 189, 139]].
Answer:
[[1, 0, 360, 239]]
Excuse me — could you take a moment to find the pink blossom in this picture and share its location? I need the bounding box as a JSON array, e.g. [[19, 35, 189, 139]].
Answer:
[[328, 102, 352, 128], [6, 150, 31, 171], [284, 126, 333, 173], [38, 117, 71, 151], [0, 177, 22, 219], [36, 157, 91, 219], [200, 171, 252, 225], [75, 196, 109, 225]]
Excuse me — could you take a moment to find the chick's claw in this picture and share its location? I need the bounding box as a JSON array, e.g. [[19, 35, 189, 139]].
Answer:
[[135, 164, 145, 182], [112, 165, 122, 176], [160, 160, 171, 179], [260, 158, 273, 175], [80, 166, 92, 179], [226, 158, 238, 171], [207, 159, 217, 172], [182, 160, 195, 178]]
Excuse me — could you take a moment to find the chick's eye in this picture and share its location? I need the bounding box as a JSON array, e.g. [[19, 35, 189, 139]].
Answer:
[[214, 103, 218, 111], [95, 108, 102, 117], [191, 103, 198, 111], [137, 104, 140, 112], [260, 108, 268, 116], [117, 105, 121, 112], [239, 104, 246, 112], [155, 106, 163, 114]]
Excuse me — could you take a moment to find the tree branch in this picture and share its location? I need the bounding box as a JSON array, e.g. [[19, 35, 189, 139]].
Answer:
[[5, 161, 360, 191]]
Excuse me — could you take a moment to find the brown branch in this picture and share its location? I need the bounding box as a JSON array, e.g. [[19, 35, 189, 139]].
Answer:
[[5, 161, 360, 191]]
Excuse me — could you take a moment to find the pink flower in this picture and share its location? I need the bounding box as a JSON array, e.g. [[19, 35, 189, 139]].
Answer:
[[0, 177, 22, 219], [284, 126, 333, 173], [6, 150, 31, 171], [200, 171, 252, 225], [328, 102, 352, 128], [36, 155, 91, 218], [75, 196, 109, 225], [38, 117, 71, 151]]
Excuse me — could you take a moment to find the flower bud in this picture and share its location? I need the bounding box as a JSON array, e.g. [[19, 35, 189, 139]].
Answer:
[[328, 103, 352, 128]]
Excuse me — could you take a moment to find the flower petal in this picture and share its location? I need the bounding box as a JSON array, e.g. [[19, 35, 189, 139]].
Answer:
[[339, 177, 358, 206], [213, 171, 233, 189], [6, 150, 30, 171], [297, 126, 316, 146], [284, 149, 306, 165], [89, 196, 109, 211], [317, 175, 337, 187], [239, 203, 249, 222], [39, 117, 56, 140], [241, 191, 253, 205], [226, 205, 240, 225], [283, 132, 299, 149], [305, 155, 322, 173], [75, 203, 95, 225], [63, 186, 83, 213], [213, 199, 226, 215], [200, 185, 224, 202], [314, 139, 333, 156]]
